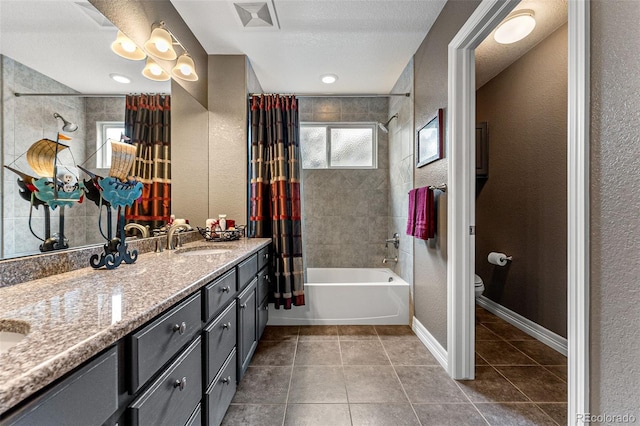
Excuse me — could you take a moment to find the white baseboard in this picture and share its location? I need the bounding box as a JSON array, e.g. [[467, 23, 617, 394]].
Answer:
[[476, 296, 568, 356], [412, 316, 448, 371]]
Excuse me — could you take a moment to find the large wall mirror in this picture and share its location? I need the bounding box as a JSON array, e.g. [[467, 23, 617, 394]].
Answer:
[[0, 0, 175, 259]]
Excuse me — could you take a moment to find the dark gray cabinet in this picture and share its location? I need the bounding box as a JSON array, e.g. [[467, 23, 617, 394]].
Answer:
[[2, 347, 118, 426], [129, 337, 202, 426], [237, 277, 258, 380]]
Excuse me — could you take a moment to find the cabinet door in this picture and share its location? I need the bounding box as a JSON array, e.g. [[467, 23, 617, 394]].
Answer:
[[237, 278, 257, 380]]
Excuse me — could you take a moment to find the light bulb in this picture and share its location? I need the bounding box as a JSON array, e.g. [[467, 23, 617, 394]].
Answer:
[[155, 40, 169, 53], [122, 40, 136, 53], [150, 64, 162, 76]]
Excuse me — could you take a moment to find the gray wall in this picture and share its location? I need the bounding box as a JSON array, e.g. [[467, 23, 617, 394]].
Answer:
[[299, 97, 389, 268], [590, 0, 640, 416], [388, 60, 415, 288], [475, 24, 568, 338], [413, 0, 481, 348]]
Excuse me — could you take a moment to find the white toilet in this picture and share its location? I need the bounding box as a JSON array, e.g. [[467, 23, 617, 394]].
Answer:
[[474, 274, 485, 299]]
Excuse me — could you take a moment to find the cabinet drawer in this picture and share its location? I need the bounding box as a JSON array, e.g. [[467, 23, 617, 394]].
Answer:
[[258, 297, 269, 340], [257, 245, 270, 270], [4, 347, 117, 426], [203, 269, 237, 322], [130, 292, 202, 392], [237, 254, 258, 290], [129, 337, 202, 426], [257, 265, 270, 303], [205, 349, 237, 426], [185, 404, 202, 426], [204, 300, 237, 387]]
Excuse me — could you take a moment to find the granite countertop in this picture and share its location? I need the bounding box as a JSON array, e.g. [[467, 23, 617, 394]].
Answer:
[[0, 237, 270, 415]]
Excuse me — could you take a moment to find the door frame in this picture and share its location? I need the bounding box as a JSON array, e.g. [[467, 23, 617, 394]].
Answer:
[[446, 0, 590, 420]]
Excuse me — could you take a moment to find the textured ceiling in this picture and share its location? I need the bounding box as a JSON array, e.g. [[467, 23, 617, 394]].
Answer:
[[0, 0, 170, 94], [476, 0, 568, 89], [1, 0, 567, 96], [171, 0, 447, 94]]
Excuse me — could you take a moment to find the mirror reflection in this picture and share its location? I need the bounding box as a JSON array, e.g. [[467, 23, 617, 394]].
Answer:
[[1, 0, 172, 259]]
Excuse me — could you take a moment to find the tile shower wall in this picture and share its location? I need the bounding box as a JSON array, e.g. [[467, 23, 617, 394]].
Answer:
[[299, 97, 389, 268], [2, 56, 87, 258], [388, 60, 414, 285], [1, 56, 122, 258]]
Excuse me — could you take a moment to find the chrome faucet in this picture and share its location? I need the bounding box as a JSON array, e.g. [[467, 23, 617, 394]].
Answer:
[[124, 222, 151, 239], [167, 223, 189, 250], [385, 233, 400, 249]]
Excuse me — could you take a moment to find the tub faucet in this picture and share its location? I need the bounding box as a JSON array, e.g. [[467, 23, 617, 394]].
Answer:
[[382, 256, 398, 264], [124, 222, 150, 239], [167, 223, 189, 250]]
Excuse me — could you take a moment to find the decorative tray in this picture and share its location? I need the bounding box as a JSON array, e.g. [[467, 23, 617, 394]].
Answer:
[[197, 225, 246, 242]]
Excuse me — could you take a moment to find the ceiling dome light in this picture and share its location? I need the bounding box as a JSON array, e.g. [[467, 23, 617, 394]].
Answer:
[[142, 58, 170, 81], [111, 30, 146, 60], [494, 9, 536, 44], [171, 53, 199, 81], [109, 73, 131, 84], [144, 25, 177, 60], [321, 74, 338, 84]]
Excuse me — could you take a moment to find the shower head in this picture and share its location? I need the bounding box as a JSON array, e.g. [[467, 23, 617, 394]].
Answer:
[[378, 113, 398, 134], [53, 112, 78, 132]]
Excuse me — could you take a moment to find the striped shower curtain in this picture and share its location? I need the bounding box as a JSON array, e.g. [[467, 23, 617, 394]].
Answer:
[[124, 94, 171, 230], [249, 94, 305, 309]]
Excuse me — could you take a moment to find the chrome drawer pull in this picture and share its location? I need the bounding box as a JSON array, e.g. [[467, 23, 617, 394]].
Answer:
[[240, 303, 247, 309], [263, 306, 269, 311], [222, 322, 232, 330], [221, 376, 232, 384], [263, 253, 269, 259], [173, 377, 187, 391], [221, 286, 231, 293], [172, 322, 187, 335], [263, 274, 269, 281]]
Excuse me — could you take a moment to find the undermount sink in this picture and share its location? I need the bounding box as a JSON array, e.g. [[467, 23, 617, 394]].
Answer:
[[0, 320, 30, 354], [175, 245, 234, 256]]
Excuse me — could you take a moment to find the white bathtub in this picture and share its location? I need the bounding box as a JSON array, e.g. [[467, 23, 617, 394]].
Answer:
[[267, 268, 410, 325]]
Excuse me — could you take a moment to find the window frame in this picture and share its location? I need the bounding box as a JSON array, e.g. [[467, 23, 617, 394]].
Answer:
[[300, 122, 378, 170], [95, 121, 125, 169]]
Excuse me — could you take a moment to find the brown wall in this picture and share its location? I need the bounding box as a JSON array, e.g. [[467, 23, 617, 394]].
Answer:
[[413, 0, 481, 349], [590, 0, 640, 415], [475, 24, 568, 338]]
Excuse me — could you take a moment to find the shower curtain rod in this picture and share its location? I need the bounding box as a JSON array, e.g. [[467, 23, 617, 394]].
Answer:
[[248, 92, 410, 98], [15, 93, 127, 98]]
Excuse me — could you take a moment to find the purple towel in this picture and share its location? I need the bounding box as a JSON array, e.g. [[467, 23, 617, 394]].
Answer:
[[414, 187, 435, 240], [406, 189, 417, 236]]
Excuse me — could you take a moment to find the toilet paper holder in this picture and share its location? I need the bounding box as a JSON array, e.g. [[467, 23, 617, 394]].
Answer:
[[487, 252, 513, 266]]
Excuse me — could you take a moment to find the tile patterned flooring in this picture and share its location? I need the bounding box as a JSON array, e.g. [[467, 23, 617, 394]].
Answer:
[[222, 307, 567, 425]]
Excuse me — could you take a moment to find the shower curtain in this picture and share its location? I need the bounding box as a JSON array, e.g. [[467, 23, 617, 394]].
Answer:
[[124, 94, 171, 230], [249, 94, 305, 309]]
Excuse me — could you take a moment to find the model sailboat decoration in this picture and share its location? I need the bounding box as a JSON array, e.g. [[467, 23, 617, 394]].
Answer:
[[78, 134, 143, 269], [4, 128, 84, 252]]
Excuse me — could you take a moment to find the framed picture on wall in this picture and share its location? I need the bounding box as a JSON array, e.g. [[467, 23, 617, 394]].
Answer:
[[416, 108, 444, 168]]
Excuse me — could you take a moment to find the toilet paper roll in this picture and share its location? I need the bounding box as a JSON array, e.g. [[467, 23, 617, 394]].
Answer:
[[488, 252, 508, 266]]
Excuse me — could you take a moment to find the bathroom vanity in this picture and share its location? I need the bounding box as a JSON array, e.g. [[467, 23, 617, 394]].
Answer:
[[0, 237, 271, 426]]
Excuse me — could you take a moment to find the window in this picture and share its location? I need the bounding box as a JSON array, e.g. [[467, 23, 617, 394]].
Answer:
[[300, 123, 377, 169], [96, 121, 125, 169]]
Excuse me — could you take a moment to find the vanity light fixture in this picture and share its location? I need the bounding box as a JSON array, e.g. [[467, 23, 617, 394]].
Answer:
[[171, 53, 198, 81], [142, 58, 170, 81], [110, 31, 146, 61], [494, 9, 536, 44], [144, 22, 177, 60], [109, 73, 131, 84], [321, 74, 338, 84]]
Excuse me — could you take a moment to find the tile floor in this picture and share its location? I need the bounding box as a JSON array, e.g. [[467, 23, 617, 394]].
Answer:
[[222, 307, 567, 425]]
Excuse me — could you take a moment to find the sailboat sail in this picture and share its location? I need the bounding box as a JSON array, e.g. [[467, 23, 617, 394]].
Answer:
[[26, 138, 69, 178], [109, 140, 137, 182]]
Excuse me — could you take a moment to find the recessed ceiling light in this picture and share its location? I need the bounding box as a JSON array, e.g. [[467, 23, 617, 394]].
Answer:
[[321, 74, 338, 84], [109, 73, 131, 84], [494, 9, 536, 44]]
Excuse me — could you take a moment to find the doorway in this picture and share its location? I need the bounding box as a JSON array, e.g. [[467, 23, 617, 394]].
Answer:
[[446, 0, 589, 422]]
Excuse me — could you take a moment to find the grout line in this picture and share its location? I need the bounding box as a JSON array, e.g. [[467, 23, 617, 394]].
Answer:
[[282, 331, 299, 426]]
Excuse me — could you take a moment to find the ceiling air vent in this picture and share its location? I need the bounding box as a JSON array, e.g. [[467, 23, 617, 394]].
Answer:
[[233, 1, 280, 29]]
